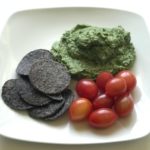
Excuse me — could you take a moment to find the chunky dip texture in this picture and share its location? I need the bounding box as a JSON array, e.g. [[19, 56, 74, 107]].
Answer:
[[51, 24, 136, 79]]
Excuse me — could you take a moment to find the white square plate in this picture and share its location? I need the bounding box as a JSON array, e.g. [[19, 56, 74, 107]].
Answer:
[[0, 7, 150, 144]]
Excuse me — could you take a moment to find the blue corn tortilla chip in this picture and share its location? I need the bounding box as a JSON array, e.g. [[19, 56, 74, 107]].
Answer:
[[46, 89, 74, 120], [29, 59, 71, 94], [16, 77, 52, 106], [1, 79, 33, 110], [16, 49, 54, 76], [28, 99, 65, 119], [47, 93, 63, 101]]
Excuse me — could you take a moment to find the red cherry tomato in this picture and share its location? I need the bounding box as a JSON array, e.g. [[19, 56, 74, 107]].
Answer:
[[96, 72, 113, 92], [76, 79, 99, 100], [105, 77, 127, 97], [93, 94, 114, 109], [69, 98, 93, 121], [116, 70, 136, 92], [113, 91, 130, 101], [88, 108, 118, 128], [114, 95, 134, 117]]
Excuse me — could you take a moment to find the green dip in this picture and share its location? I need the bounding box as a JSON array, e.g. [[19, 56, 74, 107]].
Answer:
[[51, 24, 136, 79]]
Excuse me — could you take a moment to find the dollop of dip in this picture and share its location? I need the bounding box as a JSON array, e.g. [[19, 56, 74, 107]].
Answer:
[[51, 24, 136, 79]]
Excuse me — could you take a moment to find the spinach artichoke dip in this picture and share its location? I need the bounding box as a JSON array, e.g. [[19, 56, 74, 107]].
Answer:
[[51, 24, 136, 79]]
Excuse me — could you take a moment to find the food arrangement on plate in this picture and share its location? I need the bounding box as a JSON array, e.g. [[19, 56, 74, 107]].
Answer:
[[1, 24, 137, 129]]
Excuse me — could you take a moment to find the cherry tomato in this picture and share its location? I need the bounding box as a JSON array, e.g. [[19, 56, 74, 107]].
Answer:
[[113, 92, 130, 101], [96, 72, 113, 92], [116, 70, 136, 92], [76, 79, 99, 100], [93, 94, 114, 109], [105, 77, 127, 97], [114, 95, 134, 117], [69, 98, 93, 121], [88, 108, 118, 128]]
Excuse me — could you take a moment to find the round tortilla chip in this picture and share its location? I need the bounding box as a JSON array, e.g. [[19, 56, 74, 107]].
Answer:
[[46, 89, 74, 120], [16, 49, 54, 76], [47, 93, 63, 101], [16, 77, 52, 106], [28, 99, 65, 119], [1, 79, 33, 110], [29, 60, 71, 94]]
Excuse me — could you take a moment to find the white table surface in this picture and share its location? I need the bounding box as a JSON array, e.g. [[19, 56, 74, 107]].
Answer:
[[0, 0, 150, 149]]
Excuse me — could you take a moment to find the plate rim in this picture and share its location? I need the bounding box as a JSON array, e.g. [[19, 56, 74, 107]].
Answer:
[[0, 6, 150, 144]]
